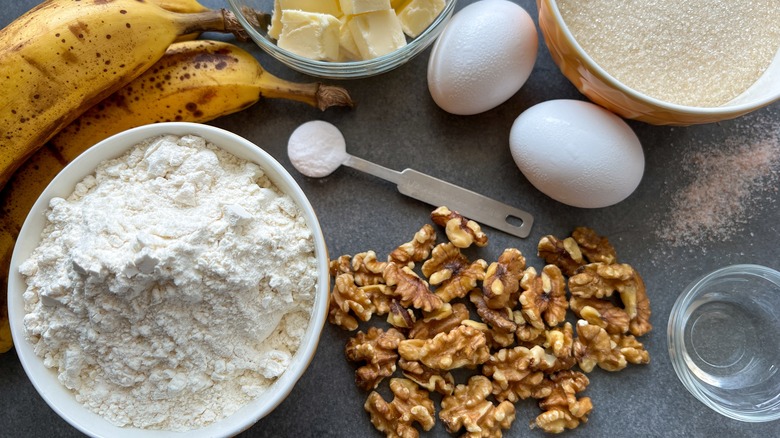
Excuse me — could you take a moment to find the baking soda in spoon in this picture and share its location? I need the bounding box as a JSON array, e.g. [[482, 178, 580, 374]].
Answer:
[[288, 120, 349, 178], [287, 120, 534, 238]]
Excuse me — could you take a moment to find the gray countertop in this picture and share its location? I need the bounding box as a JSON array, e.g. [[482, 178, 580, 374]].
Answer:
[[2, 1, 779, 437]]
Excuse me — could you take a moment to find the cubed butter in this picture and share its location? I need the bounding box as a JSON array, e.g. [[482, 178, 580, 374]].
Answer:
[[268, 0, 284, 39], [348, 9, 406, 59], [268, 0, 343, 39], [277, 10, 341, 61], [396, 0, 445, 38], [339, 0, 391, 16], [338, 18, 361, 61]]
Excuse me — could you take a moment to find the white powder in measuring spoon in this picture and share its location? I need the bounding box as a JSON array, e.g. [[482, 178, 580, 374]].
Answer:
[[288, 120, 349, 177], [19, 134, 317, 431]]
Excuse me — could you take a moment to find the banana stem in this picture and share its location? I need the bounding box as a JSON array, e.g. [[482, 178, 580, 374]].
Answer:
[[258, 73, 355, 110], [178, 9, 249, 41]]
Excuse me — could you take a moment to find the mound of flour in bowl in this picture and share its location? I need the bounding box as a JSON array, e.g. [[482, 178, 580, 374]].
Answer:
[[19, 134, 317, 431]]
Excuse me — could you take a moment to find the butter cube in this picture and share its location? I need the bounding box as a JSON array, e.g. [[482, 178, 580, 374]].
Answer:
[[283, 0, 342, 16], [348, 9, 406, 59], [396, 0, 445, 38], [268, 0, 284, 39], [339, 0, 391, 16], [277, 10, 341, 61], [338, 18, 361, 61], [268, 0, 343, 39]]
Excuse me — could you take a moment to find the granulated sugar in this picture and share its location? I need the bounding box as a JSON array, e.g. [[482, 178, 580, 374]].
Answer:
[[557, 0, 780, 107], [656, 122, 780, 247]]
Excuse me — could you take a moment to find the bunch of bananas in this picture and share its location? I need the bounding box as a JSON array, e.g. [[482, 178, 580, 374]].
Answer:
[[0, 0, 354, 353]]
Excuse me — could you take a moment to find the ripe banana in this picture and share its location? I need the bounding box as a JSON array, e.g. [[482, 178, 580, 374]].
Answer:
[[50, 39, 354, 160], [0, 39, 353, 353], [0, 227, 13, 353], [0, 0, 247, 191], [0, 145, 65, 353], [153, 0, 209, 13], [150, 0, 212, 41]]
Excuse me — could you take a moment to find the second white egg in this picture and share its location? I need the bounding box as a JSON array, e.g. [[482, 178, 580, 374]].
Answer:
[[427, 0, 538, 115], [509, 100, 645, 208]]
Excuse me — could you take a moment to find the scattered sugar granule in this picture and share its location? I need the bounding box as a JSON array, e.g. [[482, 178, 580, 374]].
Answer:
[[657, 126, 780, 247]]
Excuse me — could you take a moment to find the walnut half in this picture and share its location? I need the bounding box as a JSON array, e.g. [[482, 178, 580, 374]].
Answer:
[[365, 378, 436, 438], [440, 375, 516, 437], [533, 370, 593, 434], [431, 206, 488, 248], [346, 327, 406, 390], [398, 324, 490, 370], [519, 265, 569, 329]]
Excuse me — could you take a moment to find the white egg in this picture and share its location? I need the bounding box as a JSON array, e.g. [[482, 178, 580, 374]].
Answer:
[[509, 100, 645, 208], [427, 0, 538, 115]]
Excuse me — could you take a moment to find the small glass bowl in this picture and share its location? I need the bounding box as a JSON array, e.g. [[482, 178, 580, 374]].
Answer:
[[227, 0, 457, 79], [668, 264, 780, 422]]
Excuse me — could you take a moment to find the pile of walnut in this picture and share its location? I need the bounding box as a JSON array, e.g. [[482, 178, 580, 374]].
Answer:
[[329, 206, 652, 437]]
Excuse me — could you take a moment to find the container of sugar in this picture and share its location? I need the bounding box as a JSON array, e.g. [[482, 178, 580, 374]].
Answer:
[[538, 0, 780, 125]]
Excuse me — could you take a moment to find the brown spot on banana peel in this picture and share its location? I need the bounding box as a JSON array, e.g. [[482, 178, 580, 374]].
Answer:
[[20, 55, 57, 82], [68, 21, 91, 39]]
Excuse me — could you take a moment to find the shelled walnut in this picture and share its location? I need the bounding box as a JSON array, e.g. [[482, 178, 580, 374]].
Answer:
[[469, 290, 518, 334], [399, 358, 455, 395], [431, 206, 488, 248], [533, 370, 593, 434], [398, 324, 490, 370], [421, 243, 488, 303], [483, 345, 557, 392], [387, 300, 416, 329], [572, 320, 627, 372], [569, 262, 652, 336], [389, 224, 437, 267], [569, 296, 630, 335], [384, 263, 443, 312], [329, 273, 390, 331], [462, 319, 516, 349], [612, 333, 651, 365], [329, 251, 388, 286], [505, 307, 543, 347], [544, 322, 576, 371], [482, 248, 526, 309], [537, 235, 584, 276], [572, 226, 617, 264], [440, 375, 516, 437], [519, 265, 569, 329], [346, 327, 406, 390], [408, 302, 470, 340], [365, 378, 436, 438]]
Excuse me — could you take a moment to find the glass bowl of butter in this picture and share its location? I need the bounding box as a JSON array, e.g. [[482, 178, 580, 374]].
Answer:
[[228, 0, 457, 79]]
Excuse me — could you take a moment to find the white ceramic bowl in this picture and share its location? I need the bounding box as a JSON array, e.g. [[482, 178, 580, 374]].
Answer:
[[7, 122, 330, 438], [227, 0, 457, 79]]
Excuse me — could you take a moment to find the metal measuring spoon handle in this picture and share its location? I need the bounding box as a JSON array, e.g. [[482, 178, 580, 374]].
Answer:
[[344, 154, 534, 238]]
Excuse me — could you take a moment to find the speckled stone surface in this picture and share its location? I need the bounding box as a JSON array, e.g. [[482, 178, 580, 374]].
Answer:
[[2, 1, 779, 437]]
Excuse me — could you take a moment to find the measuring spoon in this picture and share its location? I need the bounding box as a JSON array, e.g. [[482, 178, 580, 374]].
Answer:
[[287, 121, 534, 238]]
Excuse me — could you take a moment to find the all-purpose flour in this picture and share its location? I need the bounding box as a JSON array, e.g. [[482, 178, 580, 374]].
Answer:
[[19, 134, 317, 431]]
